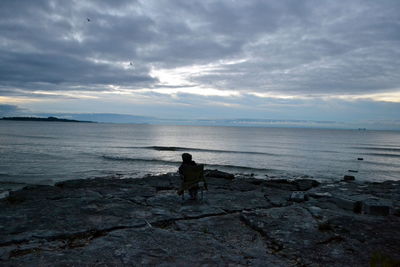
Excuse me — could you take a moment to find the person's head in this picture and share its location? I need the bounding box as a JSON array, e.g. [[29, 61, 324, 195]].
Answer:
[[181, 153, 192, 163]]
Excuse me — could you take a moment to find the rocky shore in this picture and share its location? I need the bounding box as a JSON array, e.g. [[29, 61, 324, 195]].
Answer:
[[1, 171, 399, 266]]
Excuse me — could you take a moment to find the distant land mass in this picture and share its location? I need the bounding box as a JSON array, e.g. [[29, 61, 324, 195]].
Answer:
[[1, 113, 396, 130], [0, 116, 94, 123], [37, 113, 338, 127]]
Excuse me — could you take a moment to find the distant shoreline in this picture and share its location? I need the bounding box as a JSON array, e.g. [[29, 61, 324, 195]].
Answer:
[[0, 116, 95, 123]]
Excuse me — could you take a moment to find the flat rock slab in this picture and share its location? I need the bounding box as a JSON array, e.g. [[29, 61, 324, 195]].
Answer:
[[1, 174, 399, 266], [4, 215, 290, 266]]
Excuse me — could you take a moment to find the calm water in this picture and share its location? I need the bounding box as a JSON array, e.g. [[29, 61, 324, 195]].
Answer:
[[1, 121, 400, 188]]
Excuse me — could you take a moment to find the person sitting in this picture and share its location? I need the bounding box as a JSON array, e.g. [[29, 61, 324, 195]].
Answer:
[[177, 153, 206, 200]]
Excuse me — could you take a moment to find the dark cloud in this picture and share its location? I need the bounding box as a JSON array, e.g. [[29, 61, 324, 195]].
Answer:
[[0, 104, 26, 116], [0, 0, 399, 97], [0, 49, 154, 87]]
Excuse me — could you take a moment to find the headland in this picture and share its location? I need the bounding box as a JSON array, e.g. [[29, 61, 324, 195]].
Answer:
[[0, 116, 94, 123]]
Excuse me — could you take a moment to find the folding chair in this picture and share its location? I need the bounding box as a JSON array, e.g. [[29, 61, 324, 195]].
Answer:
[[178, 164, 207, 200]]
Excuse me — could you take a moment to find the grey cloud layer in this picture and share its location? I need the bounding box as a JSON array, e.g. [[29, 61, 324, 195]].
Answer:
[[0, 0, 399, 96], [0, 104, 25, 116]]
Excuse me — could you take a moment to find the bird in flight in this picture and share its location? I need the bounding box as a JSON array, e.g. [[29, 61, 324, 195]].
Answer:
[[87, 18, 91, 22]]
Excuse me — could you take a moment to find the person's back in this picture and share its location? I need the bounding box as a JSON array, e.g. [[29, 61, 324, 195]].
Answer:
[[178, 153, 200, 200], [179, 154, 197, 173]]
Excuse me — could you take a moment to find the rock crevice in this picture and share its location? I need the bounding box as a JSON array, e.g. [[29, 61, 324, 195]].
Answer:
[[1, 173, 399, 266]]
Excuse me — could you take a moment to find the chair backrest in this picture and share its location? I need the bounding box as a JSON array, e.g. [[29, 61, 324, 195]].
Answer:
[[181, 164, 204, 185], [178, 164, 207, 200]]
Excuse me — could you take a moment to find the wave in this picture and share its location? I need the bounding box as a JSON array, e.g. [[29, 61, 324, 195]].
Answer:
[[206, 163, 273, 172], [102, 155, 181, 165], [117, 146, 277, 156], [354, 146, 400, 152], [361, 160, 400, 168], [0, 133, 58, 140], [361, 153, 400, 158], [101, 155, 272, 172]]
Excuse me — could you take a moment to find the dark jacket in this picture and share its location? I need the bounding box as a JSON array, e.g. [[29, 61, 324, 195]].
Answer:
[[179, 160, 197, 177]]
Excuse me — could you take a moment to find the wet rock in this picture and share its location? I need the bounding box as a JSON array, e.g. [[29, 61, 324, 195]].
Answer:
[[6, 185, 62, 204], [293, 179, 320, 191], [264, 179, 298, 191], [204, 169, 235, 180], [343, 175, 355, 181]]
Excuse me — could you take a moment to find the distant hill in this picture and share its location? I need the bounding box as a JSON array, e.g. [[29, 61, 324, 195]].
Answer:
[[36, 113, 156, 124], [0, 116, 94, 123]]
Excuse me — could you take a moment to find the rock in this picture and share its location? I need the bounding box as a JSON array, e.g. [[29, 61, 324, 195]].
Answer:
[[3, 215, 292, 266], [240, 206, 328, 265], [247, 178, 264, 185], [329, 195, 363, 213], [229, 180, 259, 192], [293, 179, 320, 191], [204, 169, 235, 180], [308, 206, 323, 218], [264, 179, 298, 191], [6, 185, 62, 204], [290, 191, 309, 202], [207, 190, 273, 212], [173, 214, 289, 265], [362, 198, 393, 216], [309, 192, 332, 198], [263, 187, 289, 207], [318, 221, 333, 231], [0, 191, 9, 199], [265, 178, 320, 191], [0, 173, 399, 266], [205, 177, 231, 189], [395, 208, 400, 217], [343, 175, 355, 181]]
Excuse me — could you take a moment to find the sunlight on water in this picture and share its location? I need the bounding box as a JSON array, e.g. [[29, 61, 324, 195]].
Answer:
[[1, 121, 400, 186]]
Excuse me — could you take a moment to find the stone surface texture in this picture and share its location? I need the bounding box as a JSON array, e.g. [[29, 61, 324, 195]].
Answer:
[[0, 172, 399, 266]]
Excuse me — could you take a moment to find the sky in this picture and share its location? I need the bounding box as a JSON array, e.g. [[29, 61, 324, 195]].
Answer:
[[0, 0, 400, 129]]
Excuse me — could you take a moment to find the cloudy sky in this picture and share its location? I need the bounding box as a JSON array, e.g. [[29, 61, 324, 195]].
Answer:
[[1, 0, 399, 128]]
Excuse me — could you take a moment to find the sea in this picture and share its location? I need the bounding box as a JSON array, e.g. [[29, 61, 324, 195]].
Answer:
[[1, 120, 400, 193]]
